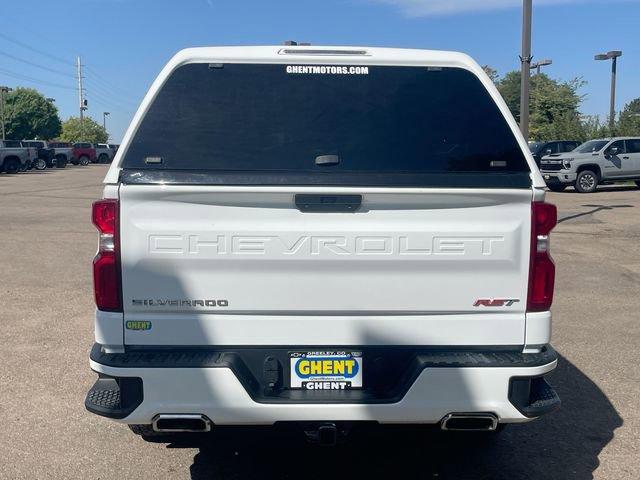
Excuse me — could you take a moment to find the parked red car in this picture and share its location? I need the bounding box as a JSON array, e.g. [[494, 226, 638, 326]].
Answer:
[[71, 142, 96, 166]]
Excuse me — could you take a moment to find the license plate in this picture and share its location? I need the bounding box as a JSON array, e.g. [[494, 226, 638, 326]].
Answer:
[[290, 351, 363, 390]]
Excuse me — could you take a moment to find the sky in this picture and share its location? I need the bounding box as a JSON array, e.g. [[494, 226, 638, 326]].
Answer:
[[0, 0, 638, 142]]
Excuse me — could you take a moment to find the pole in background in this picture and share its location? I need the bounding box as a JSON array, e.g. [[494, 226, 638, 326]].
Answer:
[[0, 86, 12, 141], [103, 111, 110, 131], [609, 55, 618, 131], [595, 51, 622, 131], [76, 56, 86, 141], [519, 0, 533, 140]]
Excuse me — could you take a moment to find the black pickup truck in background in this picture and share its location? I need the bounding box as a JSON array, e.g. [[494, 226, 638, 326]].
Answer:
[[529, 140, 580, 168], [22, 140, 56, 170]]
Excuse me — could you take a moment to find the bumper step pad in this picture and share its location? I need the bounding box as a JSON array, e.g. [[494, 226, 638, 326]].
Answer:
[[525, 377, 561, 415], [87, 383, 121, 409], [85, 376, 143, 419], [509, 376, 561, 418]]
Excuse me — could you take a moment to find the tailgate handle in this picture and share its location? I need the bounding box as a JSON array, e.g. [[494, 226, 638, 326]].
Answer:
[[295, 194, 362, 212]]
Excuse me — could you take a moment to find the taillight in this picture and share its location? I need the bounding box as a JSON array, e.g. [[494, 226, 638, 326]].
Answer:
[[527, 202, 557, 312], [92, 199, 122, 311]]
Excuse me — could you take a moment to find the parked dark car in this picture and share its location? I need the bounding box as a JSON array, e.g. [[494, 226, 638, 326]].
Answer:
[[71, 142, 96, 165], [22, 140, 56, 170], [529, 140, 580, 168]]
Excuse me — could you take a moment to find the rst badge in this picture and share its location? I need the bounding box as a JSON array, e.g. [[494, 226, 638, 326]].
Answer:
[[290, 351, 363, 390], [474, 299, 520, 307]]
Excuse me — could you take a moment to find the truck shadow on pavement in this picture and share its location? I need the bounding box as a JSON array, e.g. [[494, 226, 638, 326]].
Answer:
[[591, 185, 640, 193], [558, 204, 633, 223], [161, 354, 621, 480], [554, 185, 639, 194]]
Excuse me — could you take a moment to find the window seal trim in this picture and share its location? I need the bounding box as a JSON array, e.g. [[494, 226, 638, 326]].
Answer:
[[119, 169, 532, 189]]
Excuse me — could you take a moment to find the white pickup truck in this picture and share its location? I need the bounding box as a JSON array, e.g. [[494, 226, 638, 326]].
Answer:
[[86, 46, 560, 443], [0, 140, 33, 173], [94, 143, 117, 164]]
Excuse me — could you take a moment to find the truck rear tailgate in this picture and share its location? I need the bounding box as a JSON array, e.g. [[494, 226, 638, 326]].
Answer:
[[120, 186, 532, 346]]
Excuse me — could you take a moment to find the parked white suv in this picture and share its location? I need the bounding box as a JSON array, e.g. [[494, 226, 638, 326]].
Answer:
[[85, 46, 560, 443]]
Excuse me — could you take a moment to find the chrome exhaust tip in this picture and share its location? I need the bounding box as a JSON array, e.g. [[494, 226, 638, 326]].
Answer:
[[152, 414, 212, 433], [440, 413, 499, 431]]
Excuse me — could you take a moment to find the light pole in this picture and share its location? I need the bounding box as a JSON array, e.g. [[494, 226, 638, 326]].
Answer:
[[1, 86, 13, 141], [531, 59, 552, 75], [519, 0, 533, 139], [103, 112, 110, 141], [80, 101, 88, 141], [595, 50, 622, 131]]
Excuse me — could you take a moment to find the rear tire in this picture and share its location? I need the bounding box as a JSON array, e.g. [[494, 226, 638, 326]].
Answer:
[[128, 424, 188, 443], [34, 158, 47, 170], [55, 155, 67, 168], [79, 155, 90, 166], [3, 158, 21, 174], [575, 170, 598, 193], [128, 424, 159, 437], [98, 153, 108, 164], [547, 184, 567, 192], [441, 423, 507, 437]]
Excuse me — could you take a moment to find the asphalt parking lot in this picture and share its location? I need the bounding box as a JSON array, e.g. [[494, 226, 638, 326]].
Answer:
[[1, 165, 638, 479]]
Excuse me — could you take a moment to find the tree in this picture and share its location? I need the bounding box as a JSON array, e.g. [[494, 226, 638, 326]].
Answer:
[[618, 98, 640, 136], [4, 87, 62, 140], [496, 72, 586, 141], [496, 71, 522, 122], [581, 115, 612, 139], [60, 116, 108, 143], [529, 76, 585, 140]]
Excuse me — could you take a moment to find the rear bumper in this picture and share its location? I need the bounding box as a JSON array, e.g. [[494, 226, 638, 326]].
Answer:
[[86, 344, 559, 425]]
